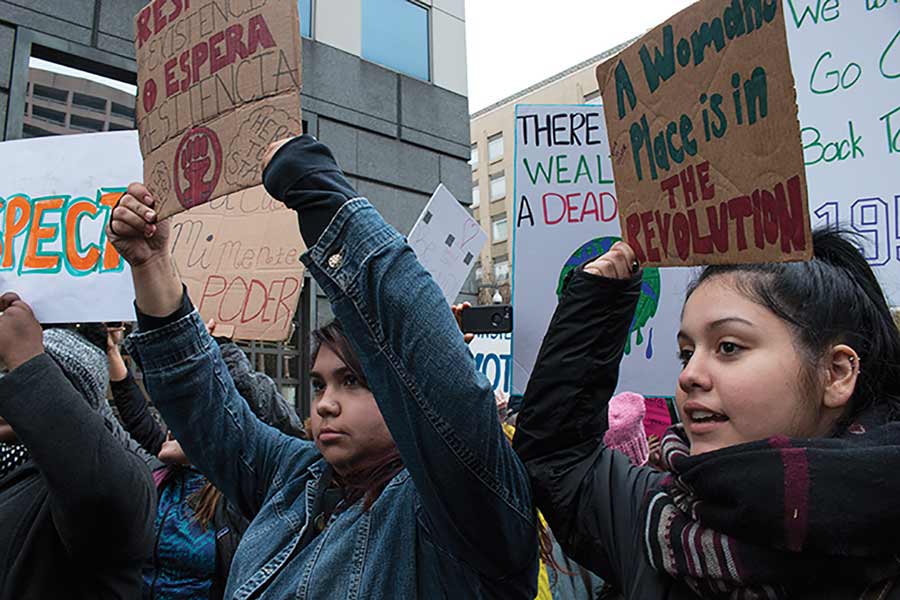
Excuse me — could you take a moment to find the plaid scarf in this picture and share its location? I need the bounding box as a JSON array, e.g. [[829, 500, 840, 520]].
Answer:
[[644, 423, 900, 599]]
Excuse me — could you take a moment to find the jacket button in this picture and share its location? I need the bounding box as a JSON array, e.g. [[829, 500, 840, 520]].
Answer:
[[327, 253, 343, 269]]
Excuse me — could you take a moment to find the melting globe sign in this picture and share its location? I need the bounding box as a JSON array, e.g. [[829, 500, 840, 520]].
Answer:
[[557, 237, 661, 358]]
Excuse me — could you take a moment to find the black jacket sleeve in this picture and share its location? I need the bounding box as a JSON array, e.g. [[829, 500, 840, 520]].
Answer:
[[262, 134, 357, 247], [512, 269, 666, 587], [110, 370, 167, 456], [0, 353, 156, 562]]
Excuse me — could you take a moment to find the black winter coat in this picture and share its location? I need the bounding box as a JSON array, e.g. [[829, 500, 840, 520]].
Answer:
[[512, 268, 900, 600], [0, 354, 156, 599]]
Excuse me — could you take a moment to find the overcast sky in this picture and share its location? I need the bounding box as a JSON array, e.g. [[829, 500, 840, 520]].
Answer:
[[464, 0, 696, 113]]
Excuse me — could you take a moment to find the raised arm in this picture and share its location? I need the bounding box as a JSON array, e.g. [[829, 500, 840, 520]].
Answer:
[[512, 246, 665, 586], [0, 295, 154, 564], [109, 365, 166, 456], [109, 185, 319, 518], [263, 137, 537, 586]]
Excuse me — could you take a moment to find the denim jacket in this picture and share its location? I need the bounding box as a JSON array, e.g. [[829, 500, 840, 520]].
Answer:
[[126, 199, 538, 599]]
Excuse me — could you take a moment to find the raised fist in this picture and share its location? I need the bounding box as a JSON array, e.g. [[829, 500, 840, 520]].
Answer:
[[107, 182, 171, 268], [583, 242, 639, 280], [262, 138, 293, 172], [0, 293, 43, 371]]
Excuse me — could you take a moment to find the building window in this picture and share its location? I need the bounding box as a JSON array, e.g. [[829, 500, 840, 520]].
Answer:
[[111, 102, 136, 120], [31, 83, 67, 104], [472, 184, 480, 208], [31, 104, 66, 126], [72, 92, 107, 113], [70, 114, 105, 132], [492, 217, 508, 244], [475, 266, 484, 282], [299, 0, 312, 38], [488, 133, 503, 162], [584, 89, 602, 104], [470, 145, 479, 169], [494, 257, 510, 282], [362, 0, 430, 81], [490, 172, 505, 201]]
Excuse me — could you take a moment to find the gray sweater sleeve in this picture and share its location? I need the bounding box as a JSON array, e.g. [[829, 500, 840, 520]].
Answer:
[[219, 341, 306, 438]]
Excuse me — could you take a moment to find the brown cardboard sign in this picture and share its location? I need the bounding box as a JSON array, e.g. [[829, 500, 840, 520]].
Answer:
[[596, 0, 812, 267], [135, 0, 303, 220], [170, 185, 306, 341]]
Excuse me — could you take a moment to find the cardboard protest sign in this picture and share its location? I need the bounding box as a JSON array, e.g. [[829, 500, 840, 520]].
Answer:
[[408, 184, 487, 303], [135, 0, 303, 220], [170, 185, 305, 341], [596, 0, 812, 267], [784, 0, 900, 304], [0, 132, 139, 323], [512, 104, 690, 397]]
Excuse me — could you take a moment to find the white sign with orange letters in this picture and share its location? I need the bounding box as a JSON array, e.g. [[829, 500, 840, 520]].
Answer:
[[0, 131, 139, 323]]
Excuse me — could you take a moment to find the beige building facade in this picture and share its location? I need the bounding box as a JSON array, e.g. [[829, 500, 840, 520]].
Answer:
[[25, 68, 136, 138], [469, 42, 629, 304]]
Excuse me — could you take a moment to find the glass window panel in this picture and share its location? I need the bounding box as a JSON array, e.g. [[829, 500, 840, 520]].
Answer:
[[493, 259, 510, 282], [490, 172, 505, 201], [488, 134, 503, 161], [70, 114, 105, 132], [472, 184, 480, 208], [584, 90, 602, 104], [492, 218, 508, 243], [72, 92, 107, 113], [299, 0, 312, 38], [362, 0, 430, 81]]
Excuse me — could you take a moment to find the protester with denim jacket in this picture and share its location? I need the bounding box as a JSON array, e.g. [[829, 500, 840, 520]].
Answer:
[[108, 324, 308, 600], [108, 134, 538, 599]]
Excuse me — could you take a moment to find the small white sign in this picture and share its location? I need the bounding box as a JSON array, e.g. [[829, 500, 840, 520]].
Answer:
[[409, 184, 487, 303], [470, 332, 512, 394]]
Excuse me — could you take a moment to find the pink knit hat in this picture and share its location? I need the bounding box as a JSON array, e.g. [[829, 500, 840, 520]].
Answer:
[[604, 392, 649, 466]]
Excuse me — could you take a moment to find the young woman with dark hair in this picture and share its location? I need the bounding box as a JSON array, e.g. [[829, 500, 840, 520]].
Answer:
[[514, 230, 900, 599], [107, 135, 538, 598]]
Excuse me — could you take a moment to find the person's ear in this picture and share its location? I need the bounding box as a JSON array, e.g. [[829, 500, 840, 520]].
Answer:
[[822, 344, 860, 410]]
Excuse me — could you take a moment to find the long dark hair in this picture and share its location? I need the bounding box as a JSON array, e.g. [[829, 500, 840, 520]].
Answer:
[[686, 229, 900, 433], [190, 481, 223, 528], [310, 321, 403, 510]]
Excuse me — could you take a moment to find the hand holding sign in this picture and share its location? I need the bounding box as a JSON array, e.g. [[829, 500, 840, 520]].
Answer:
[[584, 242, 638, 280], [263, 138, 294, 171], [0, 293, 43, 371], [107, 183, 171, 268]]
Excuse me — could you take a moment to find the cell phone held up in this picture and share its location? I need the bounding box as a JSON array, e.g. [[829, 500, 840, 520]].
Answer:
[[460, 305, 513, 335]]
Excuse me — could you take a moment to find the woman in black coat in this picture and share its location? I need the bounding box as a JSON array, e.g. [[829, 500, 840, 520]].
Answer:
[[514, 231, 900, 599]]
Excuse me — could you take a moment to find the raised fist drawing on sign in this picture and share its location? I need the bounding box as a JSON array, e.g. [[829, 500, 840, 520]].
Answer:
[[175, 127, 222, 210]]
